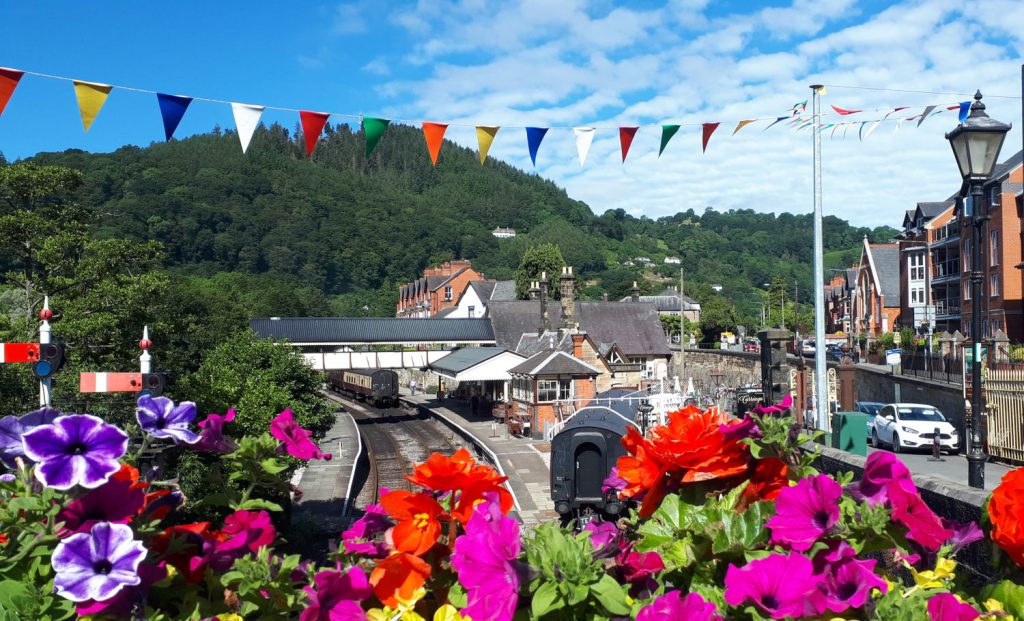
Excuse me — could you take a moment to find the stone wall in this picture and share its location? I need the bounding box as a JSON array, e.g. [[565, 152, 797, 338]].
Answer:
[[672, 348, 761, 387], [851, 366, 967, 437]]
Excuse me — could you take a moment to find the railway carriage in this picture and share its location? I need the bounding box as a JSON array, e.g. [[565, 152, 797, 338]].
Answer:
[[328, 369, 400, 408]]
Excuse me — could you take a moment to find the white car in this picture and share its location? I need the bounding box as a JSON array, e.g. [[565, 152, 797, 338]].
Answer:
[[871, 403, 960, 455]]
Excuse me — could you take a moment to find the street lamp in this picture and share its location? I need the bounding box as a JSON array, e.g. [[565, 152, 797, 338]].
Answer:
[[945, 90, 1011, 489]]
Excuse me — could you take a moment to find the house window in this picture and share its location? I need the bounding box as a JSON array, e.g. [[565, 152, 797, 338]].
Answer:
[[537, 379, 571, 402], [468, 305, 475, 317], [444, 286, 453, 300], [911, 287, 926, 305], [909, 253, 925, 281], [964, 281, 971, 301], [990, 186, 1001, 207], [963, 240, 971, 271], [991, 273, 1000, 297], [990, 230, 999, 266], [512, 377, 532, 402]]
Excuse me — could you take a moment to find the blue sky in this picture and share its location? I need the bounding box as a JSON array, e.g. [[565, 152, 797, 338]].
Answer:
[[1, 0, 1022, 226]]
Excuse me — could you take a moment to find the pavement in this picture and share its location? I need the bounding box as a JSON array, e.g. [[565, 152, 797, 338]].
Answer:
[[292, 403, 361, 534], [400, 390, 559, 526], [865, 446, 1015, 491]]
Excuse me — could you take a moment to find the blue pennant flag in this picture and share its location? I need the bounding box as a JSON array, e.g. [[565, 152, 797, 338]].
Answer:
[[525, 126, 548, 166], [763, 116, 788, 131], [958, 101, 970, 123], [157, 93, 193, 141]]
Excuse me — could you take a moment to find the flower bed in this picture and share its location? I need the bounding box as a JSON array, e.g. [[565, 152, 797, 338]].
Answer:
[[1, 396, 1023, 620]]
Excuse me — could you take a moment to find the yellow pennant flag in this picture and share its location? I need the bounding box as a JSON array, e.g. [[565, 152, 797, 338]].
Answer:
[[732, 119, 756, 135], [476, 126, 499, 164], [73, 80, 113, 132]]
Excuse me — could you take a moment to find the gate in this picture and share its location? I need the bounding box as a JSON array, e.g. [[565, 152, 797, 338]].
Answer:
[[985, 366, 1024, 466]]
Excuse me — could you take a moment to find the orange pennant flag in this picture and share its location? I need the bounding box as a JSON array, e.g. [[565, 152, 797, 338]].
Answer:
[[0, 68, 24, 118], [422, 122, 448, 166], [732, 119, 756, 135]]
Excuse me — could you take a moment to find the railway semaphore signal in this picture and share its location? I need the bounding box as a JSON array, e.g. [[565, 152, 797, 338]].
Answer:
[[79, 326, 167, 397]]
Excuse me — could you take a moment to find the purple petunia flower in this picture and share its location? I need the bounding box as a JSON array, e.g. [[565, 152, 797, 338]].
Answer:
[[136, 395, 200, 445], [76, 562, 167, 618], [811, 542, 888, 614], [300, 566, 372, 621], [720, 413, 764, 442], [191, 408, 238, 453], [601, 466, 627, 494], [23, 415, 128, 490], [583, 520, 622, 558], [0, 406, 60, 468], [51, 522, 147, 603], [615, 549, 665, 598], [847, 451, 915, 506], [638, 590, 723, 621], [452, 492, 521, 621], [766, 473, 842, 551], [927, 592, 980, 621], [941, 518, 984, 554], [724, 553, 820, 619], [0, 473, 15, 482]]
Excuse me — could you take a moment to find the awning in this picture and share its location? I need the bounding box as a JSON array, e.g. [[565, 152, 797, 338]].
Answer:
[[429, 347, 527, 381]]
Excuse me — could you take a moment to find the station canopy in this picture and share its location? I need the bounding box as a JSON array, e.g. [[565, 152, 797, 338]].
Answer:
[[428, 347, 527, 382]]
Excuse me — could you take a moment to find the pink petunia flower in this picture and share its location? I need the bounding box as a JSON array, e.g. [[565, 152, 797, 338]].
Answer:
[[927, 592, 980, 621], [637, 590, 723, 621], [724, 553, 820, 619], [192, 408, 238, 453], [614, 549, 665, 598], [766, 473, 842, 551], [811, 542, 888, 614], [219, 509, 276, 555], [583, 520, 622, 558], [888, 482, 953, 552], [270, 409, 331, 461], [341, 501, 392, 558], [57, 466, 146, 536], [847, 451, 915, 506], [300, 566, 372, 621], [452, 492, 521, 621]]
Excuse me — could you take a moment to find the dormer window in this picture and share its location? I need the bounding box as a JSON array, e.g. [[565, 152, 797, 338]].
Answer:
[[444, 286, 453, 300]]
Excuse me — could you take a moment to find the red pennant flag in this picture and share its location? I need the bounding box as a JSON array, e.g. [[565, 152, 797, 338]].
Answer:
[[422, 122, 448, 166], [619, 126, 638, 163], [830, 105, 862, 115], [0, 68, 25, 118], [701, 122, 720, 153], [299, 111, 331, 157]]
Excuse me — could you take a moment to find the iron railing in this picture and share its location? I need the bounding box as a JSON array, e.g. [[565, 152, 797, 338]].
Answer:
[[898, 350, 963, 385]]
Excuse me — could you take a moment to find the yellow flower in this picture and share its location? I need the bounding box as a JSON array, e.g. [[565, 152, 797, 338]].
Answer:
[[910, 557, 957, 590], [983, 598, 1015, 621], [216, 616, 244, 621], [368, 589, 429, 621], [434, 604, 469, 621]]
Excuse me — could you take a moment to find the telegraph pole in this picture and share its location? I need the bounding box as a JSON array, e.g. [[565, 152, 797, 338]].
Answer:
[[811, 84, 828, 430]]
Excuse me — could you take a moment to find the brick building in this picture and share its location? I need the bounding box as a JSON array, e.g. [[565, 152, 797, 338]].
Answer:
[[897, 200, 954, 335], [853, 238, 901, 340], [395, 260, 486, 318]]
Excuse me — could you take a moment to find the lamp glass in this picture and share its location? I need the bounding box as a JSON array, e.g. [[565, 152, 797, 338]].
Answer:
[[967, 131, 1006, 177]]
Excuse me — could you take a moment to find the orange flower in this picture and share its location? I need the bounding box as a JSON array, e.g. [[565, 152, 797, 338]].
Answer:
[[740, 457, 789, 508], [450, 480, 514, 525], [381, 490, 445, 556], [989, 467, 1024, 568], [406, 448, 477, 491], [617, 427, 665, 499], [0, 533, 7, 545], [370, 552, 432, 608]]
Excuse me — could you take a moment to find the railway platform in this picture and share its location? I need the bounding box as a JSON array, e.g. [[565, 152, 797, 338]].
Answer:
[[292, 403, 361, 534], [401, 390, 559, 526]]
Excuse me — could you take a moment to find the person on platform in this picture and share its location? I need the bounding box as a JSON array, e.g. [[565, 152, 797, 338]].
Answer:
[[439, 380, 447, 401], [410, 378, 417, 395]]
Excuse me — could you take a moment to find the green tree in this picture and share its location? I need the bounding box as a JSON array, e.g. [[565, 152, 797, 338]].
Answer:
[[514, 243, 565, 299]]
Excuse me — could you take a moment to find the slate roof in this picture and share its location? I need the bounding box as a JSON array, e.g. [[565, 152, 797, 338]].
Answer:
[[249, 317, 495, 344], [918, 201, 953, 219], [433, 307, 458, 318], [516, 331, 570, 357], [487, 301, 670, 357], [988, 149, 1023, 183], [467, 280, 497, 301], [619, 291, 701, 313], [869, 245, 902, 307], [490, 280, 517, 301], [508, 349, 602, 376], [429, 347, 507, 374]]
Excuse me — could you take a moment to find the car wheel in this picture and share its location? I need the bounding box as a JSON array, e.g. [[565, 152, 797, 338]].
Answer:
[[892, 434, 902, 453], [872, 430, 880, 449], [947, 446, 961, 456]]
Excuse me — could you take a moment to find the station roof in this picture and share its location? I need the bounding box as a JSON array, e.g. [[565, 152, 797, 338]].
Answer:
[[509, 349, 602, 377], [249, 317, 495, 346], [428, 347, 526, 381]]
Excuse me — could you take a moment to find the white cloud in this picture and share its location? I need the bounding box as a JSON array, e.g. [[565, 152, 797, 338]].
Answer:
[[333, 3, 368, 34]]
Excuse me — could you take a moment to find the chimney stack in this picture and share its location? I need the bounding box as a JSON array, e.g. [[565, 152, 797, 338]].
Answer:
[[631, 281, 640, 302], [602, 292, 608, 302], [538, 271, 549, 334], [560, 266, 576, 334], [528, 281, 540, 300]]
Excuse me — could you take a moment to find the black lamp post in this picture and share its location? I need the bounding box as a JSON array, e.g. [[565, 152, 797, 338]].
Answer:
[[945, 90, 1011, 489]]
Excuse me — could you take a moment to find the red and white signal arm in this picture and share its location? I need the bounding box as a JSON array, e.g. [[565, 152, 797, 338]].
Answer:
[[0, 342, 41, 363], [80, 372, 144, 393]]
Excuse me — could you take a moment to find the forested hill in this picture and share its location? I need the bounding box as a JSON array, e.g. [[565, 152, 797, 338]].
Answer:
[[25, 122, 897, 320]]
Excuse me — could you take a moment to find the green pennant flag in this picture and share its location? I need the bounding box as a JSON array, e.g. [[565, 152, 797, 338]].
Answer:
[[659, 124, 680, 156], [363, 117, 390, 158]]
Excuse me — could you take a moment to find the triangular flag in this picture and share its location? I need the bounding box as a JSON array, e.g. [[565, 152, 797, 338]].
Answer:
[[763, 116, 788, 130], [863, 120, 882, 139], [299, 111, 330, 157], [422, 122, 448, 166], [701, 122, 720, 153], [658, 125, 680, 156], [917, 105, 937, 127], [843, 125, 851, 139], [156, 93, 192, 141], [525, 127, 548, 166], [830, 105, 862, 116], [231, 103, 264, 154], [883, 106, 910, 121], [858, 121, 868, 141], [0, 68, 24, 118], [573, 127, 595, 166], [476, 126, 499, 164], [363, 117, 390, 158], [830, 124, 841, 139], [790, 100, 807, 115], [73, 81, 112, 132], [958, 101, 970, 123], [732, 119, 756, 135], [619, 126, 638, 162]]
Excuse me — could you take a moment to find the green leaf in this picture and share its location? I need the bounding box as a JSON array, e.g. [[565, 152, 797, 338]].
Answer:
[[259, 458, 289, 475], [982, 579, 1024, 618], [238, 498, 284, 512], [590, 574, 631, 616], [531, 581, 564, 617]]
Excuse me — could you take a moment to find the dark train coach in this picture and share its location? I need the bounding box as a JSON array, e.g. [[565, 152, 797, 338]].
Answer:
[[550, 389, 642, 525], [328, 369, 400, 408]]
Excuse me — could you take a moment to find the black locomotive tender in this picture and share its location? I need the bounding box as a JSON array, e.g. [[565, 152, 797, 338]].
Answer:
[[328, 369, 400, 408], [550, 388, 643, 524]]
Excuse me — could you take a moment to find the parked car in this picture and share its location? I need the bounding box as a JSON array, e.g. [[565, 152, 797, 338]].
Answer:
[[742, 338, 760, 353], [871, 403, 960, 454], [800, 340, 816, 357], [825, 344, 845, 362], [855, 401, 885, 439]]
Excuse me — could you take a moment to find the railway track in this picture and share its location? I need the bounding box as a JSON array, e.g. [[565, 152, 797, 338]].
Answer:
[[324, 392, 464, 511]]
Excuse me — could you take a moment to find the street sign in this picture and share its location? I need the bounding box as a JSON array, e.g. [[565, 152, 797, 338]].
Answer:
[[885, 349, 902, 365]]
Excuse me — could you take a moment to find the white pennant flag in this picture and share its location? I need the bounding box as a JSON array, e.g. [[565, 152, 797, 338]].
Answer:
[[573, 127, 596, 166], [231, 103, 265, 153], [863, 120, 882, 140]]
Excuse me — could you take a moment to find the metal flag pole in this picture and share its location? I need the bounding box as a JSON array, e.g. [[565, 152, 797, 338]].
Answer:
[[39, 296, 52, 407], [811, 84, 828, 430]]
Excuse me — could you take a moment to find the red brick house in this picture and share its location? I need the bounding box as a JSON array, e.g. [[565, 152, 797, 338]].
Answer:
[[396, 260, 486, 318], [853, 238, 901, 341]]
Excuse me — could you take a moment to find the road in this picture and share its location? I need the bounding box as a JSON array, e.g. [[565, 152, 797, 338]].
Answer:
[[865, 446, 1015, 492]]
